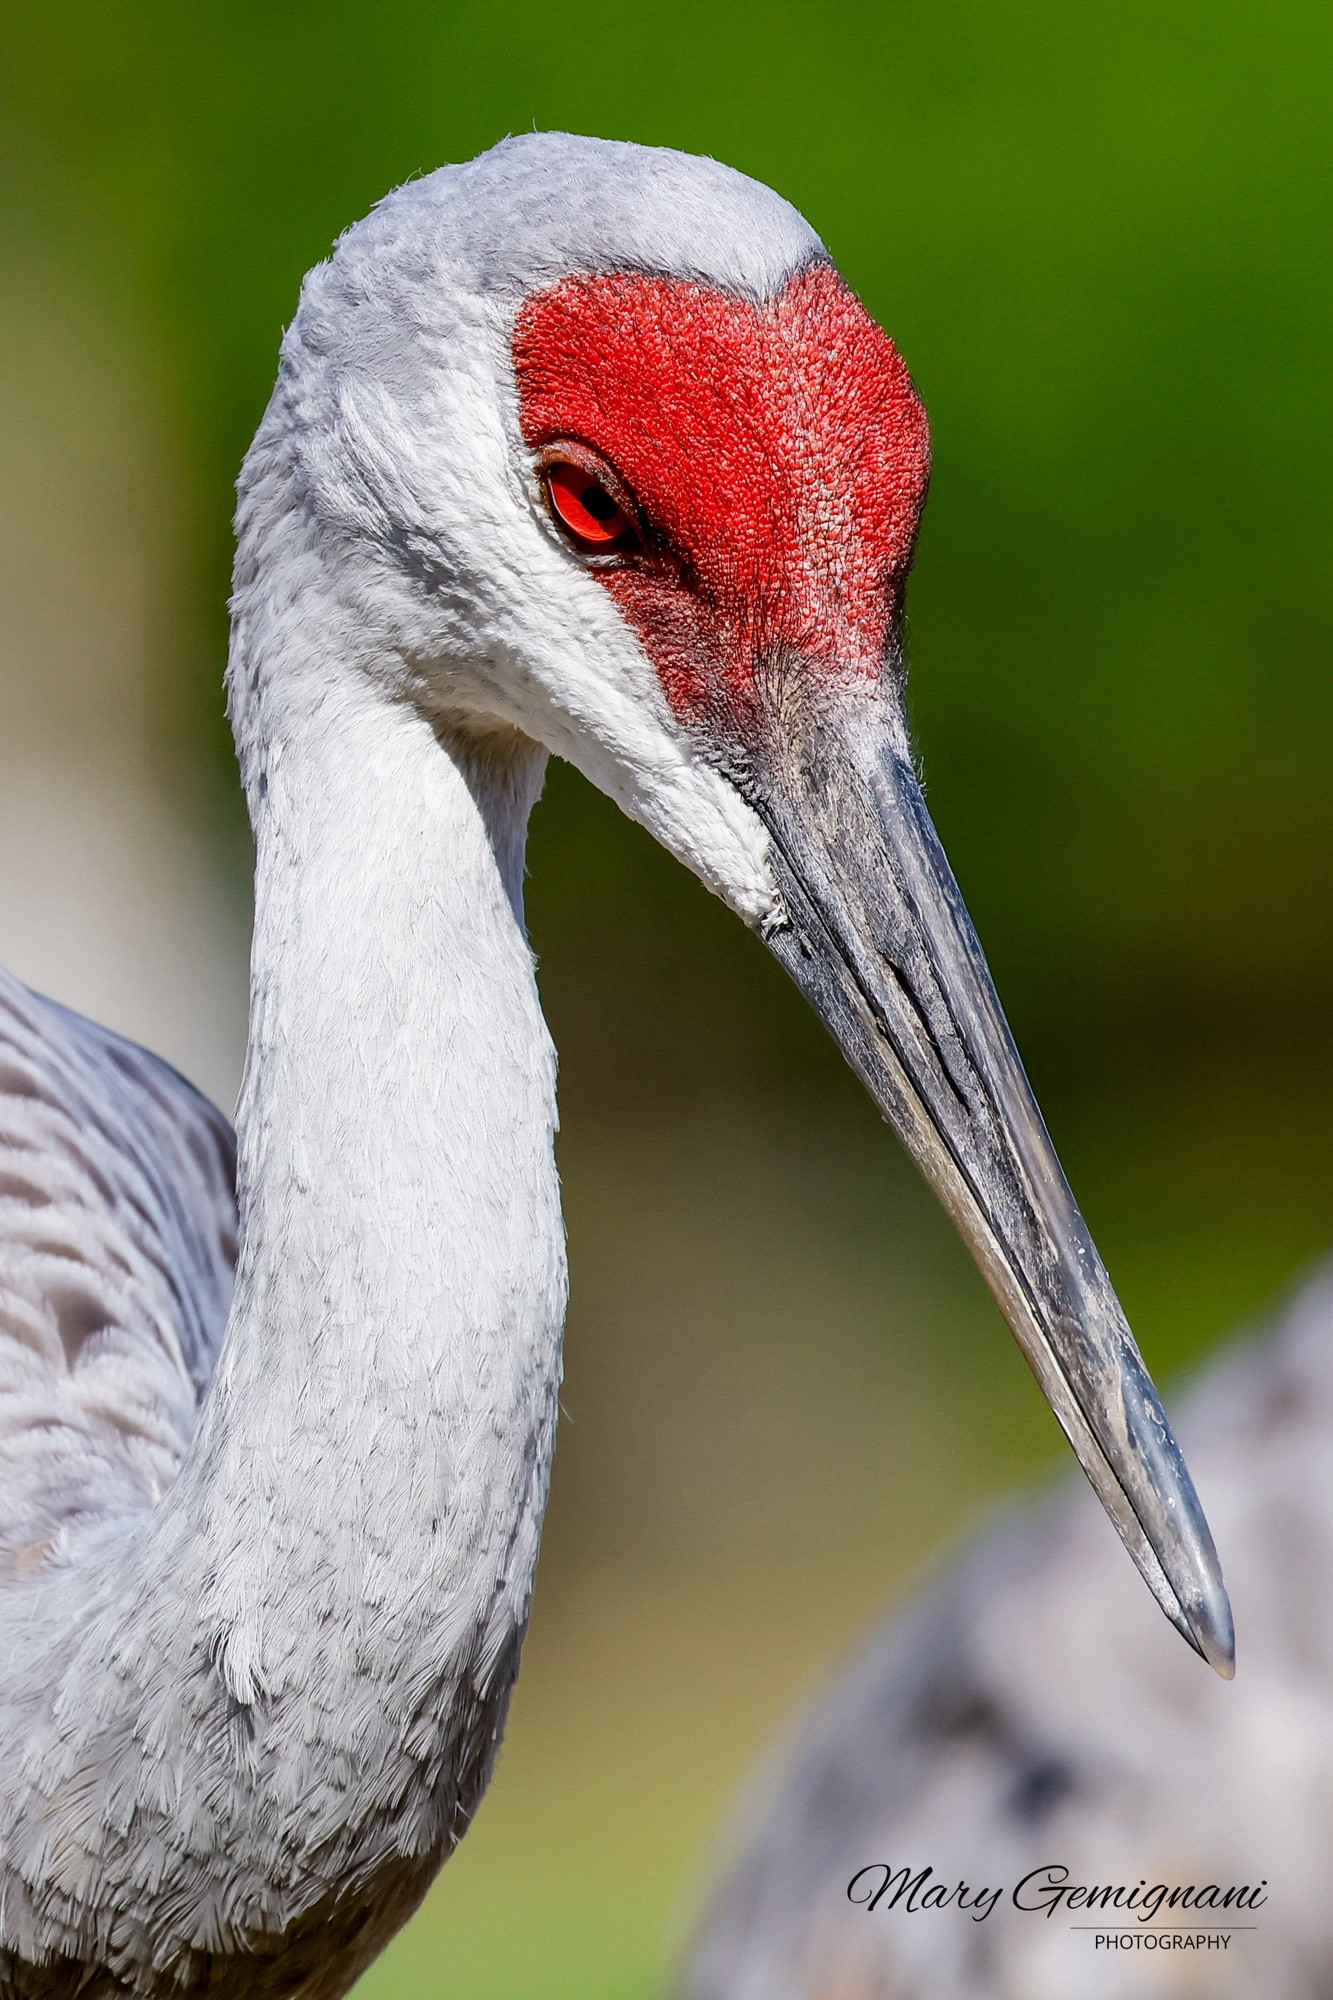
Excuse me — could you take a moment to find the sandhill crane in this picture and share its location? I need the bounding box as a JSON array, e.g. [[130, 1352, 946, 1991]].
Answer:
[[0, 134, 1232, 1998], [683, 1275, 1330, 2000]]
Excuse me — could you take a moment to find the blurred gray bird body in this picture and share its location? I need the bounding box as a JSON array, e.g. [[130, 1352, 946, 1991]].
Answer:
[[685, 1269, 1333, 1999]]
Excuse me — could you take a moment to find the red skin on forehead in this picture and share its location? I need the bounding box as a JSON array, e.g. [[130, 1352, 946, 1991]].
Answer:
[[513, 264, 930, 731]]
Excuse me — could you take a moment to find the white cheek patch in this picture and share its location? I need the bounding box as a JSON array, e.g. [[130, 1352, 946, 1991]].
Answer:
[[345, 305, 783, 930], [465, 567, 782, 929]]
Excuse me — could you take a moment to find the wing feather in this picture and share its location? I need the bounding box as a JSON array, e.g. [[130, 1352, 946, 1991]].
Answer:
[[0, 968, 237, 1584]]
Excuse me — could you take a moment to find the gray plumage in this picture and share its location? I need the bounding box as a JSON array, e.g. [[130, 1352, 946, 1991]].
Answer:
[[0, 974, 254, 1996], [684, 1267, 1333, 1998], [0, 971, 236, 1589]]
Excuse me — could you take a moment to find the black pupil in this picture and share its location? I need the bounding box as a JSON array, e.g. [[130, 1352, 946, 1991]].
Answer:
[[580, 482, 618, 523]]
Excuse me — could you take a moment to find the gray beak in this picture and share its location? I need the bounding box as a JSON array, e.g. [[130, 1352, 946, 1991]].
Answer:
[[741, 669, 1233, 1677]]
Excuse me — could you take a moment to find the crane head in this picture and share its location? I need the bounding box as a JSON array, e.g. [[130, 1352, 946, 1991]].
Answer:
[[251, 133, 1233, 1677]]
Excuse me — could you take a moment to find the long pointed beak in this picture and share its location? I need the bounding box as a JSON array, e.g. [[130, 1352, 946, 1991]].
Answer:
[[745, 673, 1233, 1677]]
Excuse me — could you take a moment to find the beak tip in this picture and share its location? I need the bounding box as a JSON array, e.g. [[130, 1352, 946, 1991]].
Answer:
[[1204, 1621, 1237, 1683], [1204, 1643, 1237, 1683], [1187, 1582, 1235, 1681]]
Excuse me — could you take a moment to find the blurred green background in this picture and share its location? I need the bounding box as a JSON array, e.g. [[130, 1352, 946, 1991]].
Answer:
[[1, 3, 1331, 1994]]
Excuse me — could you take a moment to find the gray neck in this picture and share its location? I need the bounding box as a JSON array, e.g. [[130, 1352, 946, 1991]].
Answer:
[[3, 565, 567, 1986], [197, 660, 563, 1676], [159, 641, 565, 1876]]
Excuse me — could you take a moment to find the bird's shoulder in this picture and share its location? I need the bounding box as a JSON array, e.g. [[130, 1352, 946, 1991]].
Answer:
[[0, 967, 237, 1586]]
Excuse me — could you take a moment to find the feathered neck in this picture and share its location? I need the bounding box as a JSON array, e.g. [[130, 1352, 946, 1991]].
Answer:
[[27, 601, 566, 1991], [184, 570, 567, 1809]]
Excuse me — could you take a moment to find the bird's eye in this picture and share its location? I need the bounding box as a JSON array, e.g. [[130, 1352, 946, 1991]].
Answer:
[[544, 460, 637, 553]]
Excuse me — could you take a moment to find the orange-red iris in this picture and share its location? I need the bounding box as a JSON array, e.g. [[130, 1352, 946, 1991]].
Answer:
[[546, 462, 633, 549]]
